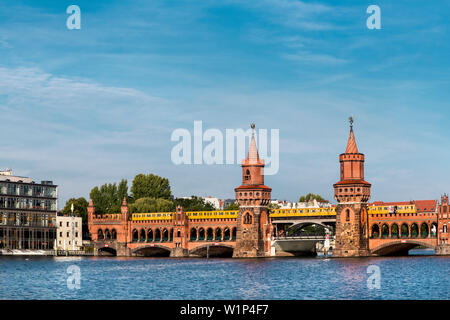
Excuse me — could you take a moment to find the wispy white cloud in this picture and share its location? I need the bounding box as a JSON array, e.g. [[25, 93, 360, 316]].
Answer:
[[281, 51, 349, 65]]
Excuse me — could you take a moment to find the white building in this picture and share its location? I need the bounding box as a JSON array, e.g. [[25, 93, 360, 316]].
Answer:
[[203, 196, 223, 210], [56, 215, 82, 250]]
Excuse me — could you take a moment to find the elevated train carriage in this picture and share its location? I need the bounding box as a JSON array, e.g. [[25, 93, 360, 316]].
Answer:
[[131, 210, 239, 221], [368, 204, 416, 215], [129, 203, 417, 222]]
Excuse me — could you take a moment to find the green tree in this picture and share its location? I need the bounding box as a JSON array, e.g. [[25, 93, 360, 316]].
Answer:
[[89, 179, 128, 214], [298, 193, 325, 202], [173, 196, 215, 212], [129, 197, 174, 213], [62, 197, 89, 223], [224, 202, 239, 210], [268, 202, 281, 209], [131, 174, 172, 200]]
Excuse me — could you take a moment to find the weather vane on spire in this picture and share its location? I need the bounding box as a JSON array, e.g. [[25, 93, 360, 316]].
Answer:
[[349, 116, 354, 129], [250, 123, 255, 135]]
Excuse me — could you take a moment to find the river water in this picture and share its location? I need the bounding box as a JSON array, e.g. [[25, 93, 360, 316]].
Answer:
[[0, 254, 448, 300]]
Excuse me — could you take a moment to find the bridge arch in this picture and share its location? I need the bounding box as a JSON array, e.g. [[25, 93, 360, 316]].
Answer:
[[147, 229, 154, 242], [132, 244, 171, 257], [223, 227, 230, 241], [132, 229, 138, 242], [381, 224, 389, 238], [371, 240, 435, 256], [391, 223, 399, 238], [98, 246, 117, 256], [162, 228, 169, 242], [420, 223, 429, 238], [189, 244, 234, 258], [139, 228, 146, 242], [154, 229, 161, 242], [410, 223, 419, 238], [214, 228, 222, 241], [198, 228, 205, 241], [206, 228, 213, 241], [288, 221, 333, 231], [431, 222, 438, 237], [190, 228, 197, 241], [371, 224, 380, 238], [401, 223, 409, 237]]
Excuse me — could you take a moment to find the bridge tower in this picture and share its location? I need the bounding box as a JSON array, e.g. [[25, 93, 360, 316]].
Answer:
[[233, 124, 272, 258], [333, 117, 371, 257]]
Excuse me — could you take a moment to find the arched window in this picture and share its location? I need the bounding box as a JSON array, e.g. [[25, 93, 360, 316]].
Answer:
[[223, 228, 230, 241], [391, 224, 399, 238], [243, 212, 252, 224], [198, 228, 205, 241], [371, 224, 379, 238], [401, 223, 409, 237], [410, 223, 419, 238], [245, 169, 250, 180], [206, 228, 214, 241], [215, 228, 222, 241], [111, 229, 117, 240], [381, 224, 389, 238], [190, 228, 197, 241], [420, 223, 429, 238], [147, 229, 153, 242], [345, 209, 350, 222], [139, 229, 146, 242], [132, 229, 138, 242], [98, 229, 104, 240]]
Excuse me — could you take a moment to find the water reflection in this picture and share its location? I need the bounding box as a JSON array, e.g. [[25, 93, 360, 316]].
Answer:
[[0, 255, 448, 300]]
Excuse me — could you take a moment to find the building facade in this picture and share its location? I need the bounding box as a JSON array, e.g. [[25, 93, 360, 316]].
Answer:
[[0, 169, 57, 250], [56, 215, 82, 250], [436, 194, 450, 254]]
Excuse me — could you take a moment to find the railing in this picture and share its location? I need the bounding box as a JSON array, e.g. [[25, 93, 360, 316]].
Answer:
[[56, 250, 94, 256]]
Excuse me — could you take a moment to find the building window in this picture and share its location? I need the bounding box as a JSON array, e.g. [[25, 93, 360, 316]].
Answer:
[[243, 212, 252, 224], [66, 232, 69, 237], [59, 221, 62, 227], [60, 232, 62, 237]]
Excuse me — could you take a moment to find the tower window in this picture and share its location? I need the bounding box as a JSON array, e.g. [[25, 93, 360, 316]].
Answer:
[[243, 212, 252, 224], [245, 169, 250, 180], [345, 209, 350, 222]]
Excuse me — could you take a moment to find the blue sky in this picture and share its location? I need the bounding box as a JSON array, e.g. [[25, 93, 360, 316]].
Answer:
[[0, 0, 449, 207]]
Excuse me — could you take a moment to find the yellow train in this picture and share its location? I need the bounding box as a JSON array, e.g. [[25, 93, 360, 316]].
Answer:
[[186, 210, 238, 219], [130, 203, 416, 221], [131, 212, 174, 221], [269, 207, 336, 218], [368, 204, 416, 215], [131, 210, 239, 221]]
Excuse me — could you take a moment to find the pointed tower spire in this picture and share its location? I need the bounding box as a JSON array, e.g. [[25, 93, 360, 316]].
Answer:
[[345, 116, 359, 154], [246, 123, 260, 164]]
